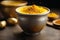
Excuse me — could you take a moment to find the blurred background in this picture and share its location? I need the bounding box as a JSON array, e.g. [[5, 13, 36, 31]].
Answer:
[[0, 0, 60, 8], [0, 0, 60, 19], [26, 0, 60, 8]]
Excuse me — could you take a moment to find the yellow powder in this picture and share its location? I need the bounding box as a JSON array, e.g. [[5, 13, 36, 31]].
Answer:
[[18, 5, 48, 14], [48, 12, 59, 18], [55, 20, 60, 24]]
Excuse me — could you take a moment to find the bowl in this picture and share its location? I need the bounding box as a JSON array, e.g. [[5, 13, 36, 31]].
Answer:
[[16, 5, 50, 35], [47, 12, 59, 21], [53, 19, 60, 27], [1, 1, 27, 18]]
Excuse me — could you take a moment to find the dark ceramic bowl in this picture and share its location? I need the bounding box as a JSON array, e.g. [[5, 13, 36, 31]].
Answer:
[[16, 6, 50, 35]]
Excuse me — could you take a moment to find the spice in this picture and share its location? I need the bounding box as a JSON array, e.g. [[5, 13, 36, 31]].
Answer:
[[55, 20, 60, 24], [48, 12, 59, 18], [17, 5, 48, 14]]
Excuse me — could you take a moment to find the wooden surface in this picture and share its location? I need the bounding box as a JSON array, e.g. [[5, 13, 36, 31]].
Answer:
[[0, 24, 60, 40], [0, 8, 60, 40]]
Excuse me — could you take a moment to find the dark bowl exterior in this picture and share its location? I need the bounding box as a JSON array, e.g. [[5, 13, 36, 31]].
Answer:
[[17, 13, 48, 34]]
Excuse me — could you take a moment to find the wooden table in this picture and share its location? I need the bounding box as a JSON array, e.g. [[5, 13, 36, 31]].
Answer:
[[0, 8, 60, 40], [0, 24, 60, 40]]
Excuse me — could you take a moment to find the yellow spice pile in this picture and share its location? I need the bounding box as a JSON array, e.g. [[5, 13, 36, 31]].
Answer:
[[18, 5, 48, 14]]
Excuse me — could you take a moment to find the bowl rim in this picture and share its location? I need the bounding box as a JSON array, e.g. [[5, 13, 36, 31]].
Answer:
[[16, 5, 50, 15], [53, 19, 60, 25], [1, 1, 27, 6]]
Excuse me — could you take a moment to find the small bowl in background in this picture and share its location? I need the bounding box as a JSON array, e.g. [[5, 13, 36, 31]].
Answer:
[[0, 1, 27, 18], [47, 12, 59, 21], [53, 19, 60, 28]]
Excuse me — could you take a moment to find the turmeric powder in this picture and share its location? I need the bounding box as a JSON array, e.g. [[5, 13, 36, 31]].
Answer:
[[48, 12, 59, 18], [17, 5, 48, 14], [55, 20, 60, 24]]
